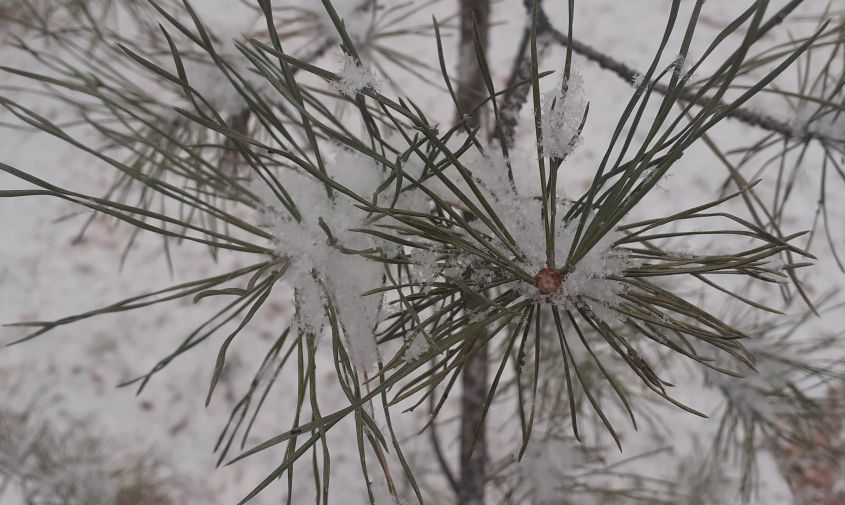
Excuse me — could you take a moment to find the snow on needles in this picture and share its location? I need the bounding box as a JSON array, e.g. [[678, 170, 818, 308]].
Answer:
[[403, 330, 430, 363], [465, 147, 632, 324], [333, 55, 381, 97], [404, 142, 632, 324], [252, 146, 386, 372], [541, 72, 589, 159]]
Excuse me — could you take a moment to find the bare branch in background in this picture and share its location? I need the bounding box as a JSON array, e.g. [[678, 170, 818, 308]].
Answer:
[[523, 0, 836, 144]]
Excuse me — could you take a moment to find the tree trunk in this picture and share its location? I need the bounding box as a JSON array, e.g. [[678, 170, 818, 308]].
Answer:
[[456, 0, 491, 129], [459, 293, 490, 505], [456, 2, 491, 505]]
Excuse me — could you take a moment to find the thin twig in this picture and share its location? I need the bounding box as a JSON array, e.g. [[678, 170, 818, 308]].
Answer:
[[524, 0, 832, 144], [428, 386, 460, 495], [495, 0, 556, 146]]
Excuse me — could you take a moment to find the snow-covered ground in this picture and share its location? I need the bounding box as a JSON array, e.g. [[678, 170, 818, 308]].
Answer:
[[1, 0, 843, 504]]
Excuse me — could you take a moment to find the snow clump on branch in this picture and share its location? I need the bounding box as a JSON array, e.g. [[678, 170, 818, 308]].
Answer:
[[404, 142, 632, 325], [333, 55, 381, 96], [252, 146, 387, 372], [540, 72, 589, 159]]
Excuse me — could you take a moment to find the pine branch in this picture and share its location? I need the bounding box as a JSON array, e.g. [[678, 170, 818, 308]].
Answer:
[[1, 2, 833, 503], [524, 0, 832, 144]]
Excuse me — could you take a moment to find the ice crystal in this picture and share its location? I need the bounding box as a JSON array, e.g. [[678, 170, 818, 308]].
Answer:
[[404, 330, 430, 363], [632, 72, 645, 88], [540, 73, 588, 159], [674, 53, 695, 80], [333, 55, 381, 97], [408, 248, 442, 285]]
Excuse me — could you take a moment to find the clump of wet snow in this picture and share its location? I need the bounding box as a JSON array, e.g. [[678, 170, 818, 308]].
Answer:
[[403, 329, 430, 363], [333, 55, 381, 97], [540, 72, 589, 159], [251, 147, 388, 372]]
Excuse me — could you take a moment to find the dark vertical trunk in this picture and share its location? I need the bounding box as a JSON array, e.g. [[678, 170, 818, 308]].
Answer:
[[459, 293, 489, 505], [456, 2, 491, 504], [456, 0, 491, 129]]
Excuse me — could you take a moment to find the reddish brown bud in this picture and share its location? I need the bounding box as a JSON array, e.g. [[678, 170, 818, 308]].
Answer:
[[534, 267, 564, 295]]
